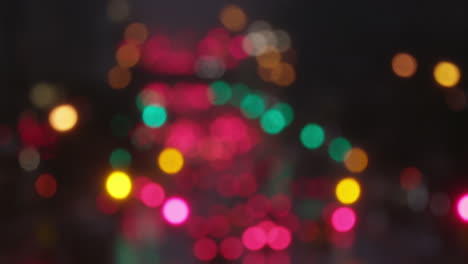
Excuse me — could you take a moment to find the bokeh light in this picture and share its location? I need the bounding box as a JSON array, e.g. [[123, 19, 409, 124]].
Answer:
[[392, 52, 417, 78], [344, 148, 368, 173], [407, 186, 428, 212], [106, 171, 132, 200], [116, 43, 140, 68], [331, 207, 356, 232], [142, 105, 167, 128], [240, 94, 266, 119], [124, 22, 148, 44], [457, 194, 468, 222], [109, 148, 132, 170], [19, 147, 40, 171], [328, 137, 352, 162], [158, 148, 184, 174], [108, 65, 132, 89], [193, 238, 217, 261], [30, 82, 61, 109], [242, 226, 267, 251], [35, 174, 57, 198], [162, 197, 190, 225], [335, 178, 361, 205], [272, 103, 294, 126], [140, 182, 165, 208], [220, 237, 244, 260], [271, 63, 296, 86], [267, 226, 292, 250], [300, 124, 325, 149], [260, 109, 286, 134], [49, 104, 78, 132], [209, 80, 232, 105], [400, 167, 422, 191], [220, 4, 247, 32], [430, 193, 450, 216], [434, 61, 460, 88]]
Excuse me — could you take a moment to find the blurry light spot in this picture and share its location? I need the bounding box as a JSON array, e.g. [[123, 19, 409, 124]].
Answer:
[[272, 103, 294, 126], [243, 252, 266, 264], [248, 20, 272, 34], [267, 226, 292, 250], [49, 104, 78, 132], [195, 56, 225, 79], [434, 61, 460, 88], [328, 137, 352, 162], [271, 63, 296, 86], [400, 167, 422, 191], [457, 194, 468, 222], [243, 32, 268, 56], [344, 148, 368, 173], [331, 207, 356, 232], [256, 48, 281, 69], [209, 81, 232, 105], [220, 4, 247, 32], [445, 88, 466, 111], [35, 174, 57, 198], [96, 193, 119, 214], [230, 83, 250, 107], [407, 186, 428, 212], [260, 109, 286, 134], [106, 171, 132, 200], [108, 66, 132, 89], [220, 237, 244, 260], [300, 124, 325, 149], [109, 148, 132, 170], [162, 197, 190, 225], [430, 193, 450, 216], [240, 94, 266, 119], [124, 23, 148, 44], [158, 148, 184, 174], [142, 104, 167, 128], [116, 44, 140, 68], [19, 147, 40, 171], [392, 52, 417, 78], [242, 226, 267, 251], [107, 0, 129, 23], [274, 30, 291, 52], [140, 182, 165, 208], [336, 178, 361, 205], [193, 238, 217, 261], [30, 83, 60, 109]]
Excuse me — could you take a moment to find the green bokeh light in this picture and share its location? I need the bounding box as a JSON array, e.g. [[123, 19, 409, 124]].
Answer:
[[300, 124, 325, 149], [209, 81, 231, 105], [110, 114, 132, 138], [240, 94, 266, 119], [328, 137, 352, 162], [261, 109, 286, 134], [272, 103, 294, 126], [110, 148, 132, 170], [142, 105, 167, 128]]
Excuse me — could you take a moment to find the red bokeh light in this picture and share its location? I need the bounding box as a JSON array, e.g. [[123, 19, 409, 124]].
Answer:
[[220, 237, 244, 260], [193, 238, 218, 261], [208, 215, 231, 238], [35, 174, 57, 198], [243, 252, 266, 264], [400, 167, 422, 191], [247, 194, 271, 219], [242, 226, 267, 251], [140, 182, 165, 208], [96, 193, 119, 214]]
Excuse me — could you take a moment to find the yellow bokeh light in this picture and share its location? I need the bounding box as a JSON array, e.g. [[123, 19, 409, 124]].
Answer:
[[392, 52, 417, 78], [335, 177, 361, 205], [106, 171, 132, 200], [220, 4, 247, 32], [344, 148, 368, 173], [158, 148, 184, 174], [49, 104, 78, 132], [434, 61, 460, 88]]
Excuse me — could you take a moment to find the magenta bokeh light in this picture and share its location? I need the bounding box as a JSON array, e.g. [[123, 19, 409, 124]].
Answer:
[[141, 182, 165, 208], [267, 226, 292, 250], [162, 197, 190, 225], [331, 207, 356, 232], [242, 226, 267, 251], [457, 194, 468, 222]]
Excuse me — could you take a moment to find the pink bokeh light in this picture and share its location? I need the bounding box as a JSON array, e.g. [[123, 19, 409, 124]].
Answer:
[[242, 226, 267, 251], [267, 226, 292, 250], [162, 197, 190, 225], [331, 207, 356, 232], [457, 194, 468, 222], [141, 182, 165, 208]]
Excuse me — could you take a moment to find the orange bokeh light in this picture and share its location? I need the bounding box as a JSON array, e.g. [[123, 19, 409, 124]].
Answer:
[[344, 148, 368, 173], [392, 52, 417, 78], [220, 5, 247, 32], [108, 66, 132, 89]]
